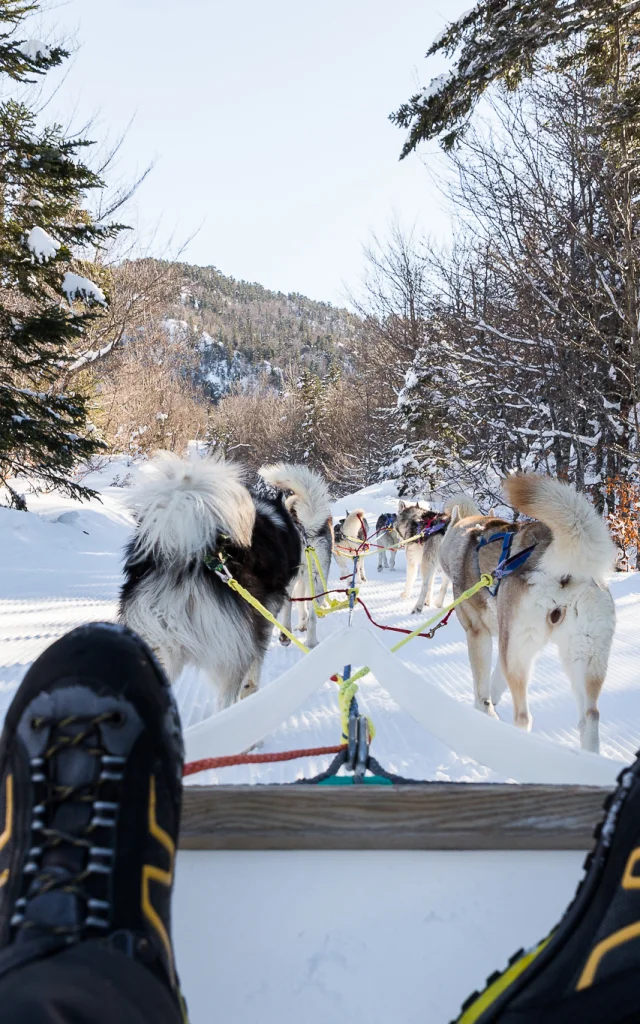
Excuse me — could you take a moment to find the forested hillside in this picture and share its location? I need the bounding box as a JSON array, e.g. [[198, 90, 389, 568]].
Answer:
[[68, 258, 379, 493], [165, 262, 362, 398]]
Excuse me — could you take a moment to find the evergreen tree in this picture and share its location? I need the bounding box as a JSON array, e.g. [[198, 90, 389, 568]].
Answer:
[[392, 333, 467, 496], [0, 0, 118, 506], [297, 369, 325, 465], [392, 0, 640, 154]]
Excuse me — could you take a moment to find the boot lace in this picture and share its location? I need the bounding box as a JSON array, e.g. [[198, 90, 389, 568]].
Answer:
[[12, 711, 125, 940]]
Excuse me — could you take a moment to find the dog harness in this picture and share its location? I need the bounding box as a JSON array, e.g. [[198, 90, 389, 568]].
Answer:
[[420, 515, 448, 539], [356, 512, 368, 541], [476, 530, 537, 596], [380, 514, 396, 530]]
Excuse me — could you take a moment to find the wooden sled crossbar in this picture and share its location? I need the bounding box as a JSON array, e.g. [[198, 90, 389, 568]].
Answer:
[[180, 782, 612, 851]]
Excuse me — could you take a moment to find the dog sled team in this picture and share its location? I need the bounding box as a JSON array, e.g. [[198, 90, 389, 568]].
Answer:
[[119, 453, 616, 754]]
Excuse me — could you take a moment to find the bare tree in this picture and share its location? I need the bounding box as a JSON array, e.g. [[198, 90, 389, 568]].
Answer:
[[95, 320, 208, 457]]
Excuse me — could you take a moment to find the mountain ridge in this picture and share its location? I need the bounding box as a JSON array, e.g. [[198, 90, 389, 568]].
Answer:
[[165, 261, 363, 398]]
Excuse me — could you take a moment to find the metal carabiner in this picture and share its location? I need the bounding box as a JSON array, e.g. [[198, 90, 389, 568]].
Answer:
[[354, 715, 370, 783]]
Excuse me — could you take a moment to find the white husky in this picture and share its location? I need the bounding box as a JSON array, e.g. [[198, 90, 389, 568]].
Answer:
[[333, 509, 369, 583]]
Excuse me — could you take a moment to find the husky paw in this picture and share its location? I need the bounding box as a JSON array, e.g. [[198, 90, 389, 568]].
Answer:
[[490, 686, 504, 707], [514, 711, 532, 731], [240, 679, 258, 699], [476, 698, 499, 719]]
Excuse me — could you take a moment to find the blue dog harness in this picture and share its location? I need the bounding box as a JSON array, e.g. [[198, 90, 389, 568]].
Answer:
[[420, 516, 448, 539], [476, 531, 537, 596]]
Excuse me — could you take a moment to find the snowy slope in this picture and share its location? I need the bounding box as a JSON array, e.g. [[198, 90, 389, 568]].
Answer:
[[1, 465, 638, 782]]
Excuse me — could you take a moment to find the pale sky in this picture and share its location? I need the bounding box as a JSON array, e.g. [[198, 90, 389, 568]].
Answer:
[[41, 0, 470, 305]]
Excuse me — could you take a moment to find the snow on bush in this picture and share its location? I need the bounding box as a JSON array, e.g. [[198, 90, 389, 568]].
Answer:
[[62, 272, 106, 306], [420, 74, 450, 103], [19, 39, 51, 61], [26, 226, 60, 262]]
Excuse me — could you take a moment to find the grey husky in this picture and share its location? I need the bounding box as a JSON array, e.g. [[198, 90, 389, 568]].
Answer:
[[375, 513, 400, 571], [396, 494, 480, 613]]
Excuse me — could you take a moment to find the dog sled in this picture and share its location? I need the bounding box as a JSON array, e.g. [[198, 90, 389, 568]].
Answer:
[[177, 620, 623, 1024]]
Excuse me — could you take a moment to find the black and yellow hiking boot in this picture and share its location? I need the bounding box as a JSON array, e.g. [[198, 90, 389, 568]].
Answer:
[[453, 754, 640, 1024], [0, 623, 185, 1017]]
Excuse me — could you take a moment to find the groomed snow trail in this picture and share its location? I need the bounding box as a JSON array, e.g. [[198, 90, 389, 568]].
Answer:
[[1, 463, 638, 782]]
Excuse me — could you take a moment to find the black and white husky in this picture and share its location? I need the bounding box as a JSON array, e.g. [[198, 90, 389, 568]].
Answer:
[[118, 453, 329, 708], [259, 463, 333, 649], [397, 494, 480, 613]]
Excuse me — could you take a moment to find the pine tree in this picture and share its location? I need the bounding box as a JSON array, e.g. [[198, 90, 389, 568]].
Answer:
[[297, 369, 325, 465], [392, 0, 640, 154], [392, 338, 466, 495], [0, 0, 118, 506]]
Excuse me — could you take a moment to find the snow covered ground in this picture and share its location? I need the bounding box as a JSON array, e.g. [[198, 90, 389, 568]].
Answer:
[[1, 458, 638, 1022], [1, 461, 639, 783]]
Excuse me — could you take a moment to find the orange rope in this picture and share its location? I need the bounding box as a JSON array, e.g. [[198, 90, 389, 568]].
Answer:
[[183, 743, 347, 776]]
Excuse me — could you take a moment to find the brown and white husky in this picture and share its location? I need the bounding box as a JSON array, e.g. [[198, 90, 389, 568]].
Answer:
[[439, 474, 616, 753]]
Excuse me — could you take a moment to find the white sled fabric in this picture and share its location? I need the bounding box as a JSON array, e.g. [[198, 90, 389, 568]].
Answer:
[[184, 625, 623, 786]]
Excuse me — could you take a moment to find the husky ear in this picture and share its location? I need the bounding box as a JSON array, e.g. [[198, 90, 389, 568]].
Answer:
[[449, 504, 461, 527], [488, 507, 496, 517], [398, 500, 406, 512]]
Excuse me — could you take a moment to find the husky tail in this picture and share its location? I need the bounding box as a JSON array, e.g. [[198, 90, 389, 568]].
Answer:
[[259, 462, 331, 535], [503, 473, 615, 580], [128, 451, 255, 562], [340, 508, 368, 543], [444, 492, 480, 520]]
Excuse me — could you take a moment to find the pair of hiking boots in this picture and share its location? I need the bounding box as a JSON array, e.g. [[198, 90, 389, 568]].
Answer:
[[0, 622, 637, 1023]]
